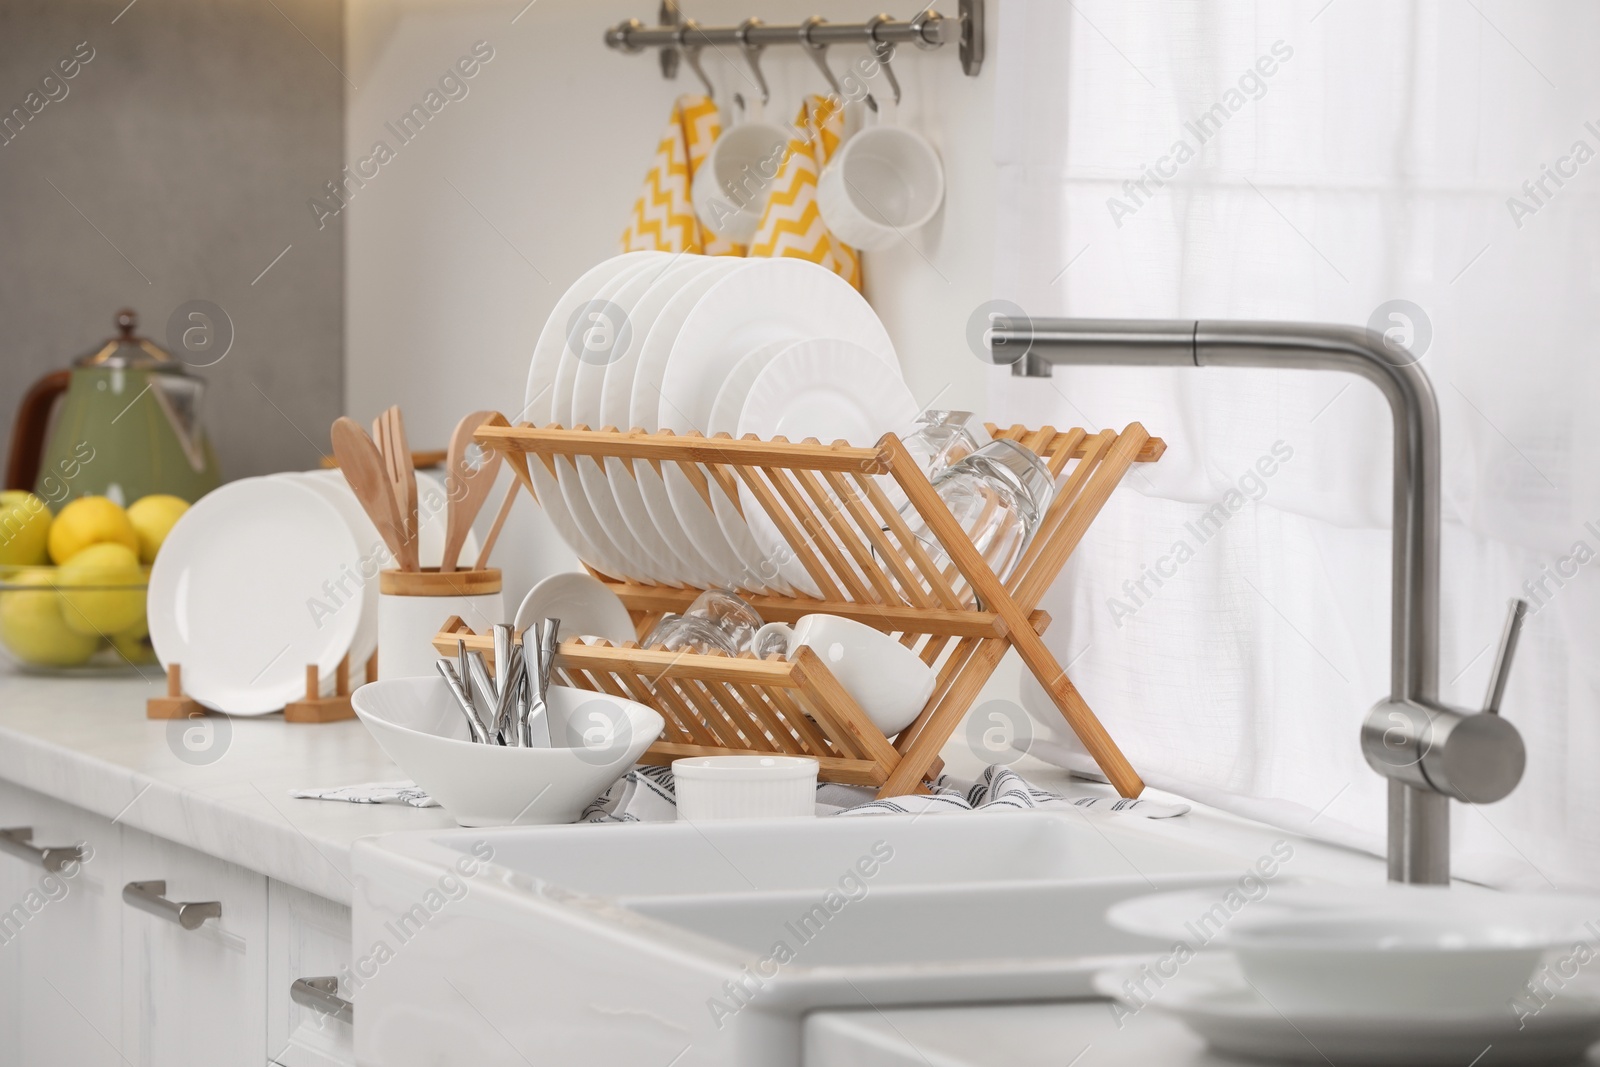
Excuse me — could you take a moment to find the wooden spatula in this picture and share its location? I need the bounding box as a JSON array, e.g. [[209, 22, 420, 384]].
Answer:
[[440, 411, 506, 573], [330, 417, 409, 568], [375, 406, 419, 570]]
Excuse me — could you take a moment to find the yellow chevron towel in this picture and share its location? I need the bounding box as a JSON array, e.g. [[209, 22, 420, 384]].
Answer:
[[621, 95, 744, 256], [748, 94, 862, 291]]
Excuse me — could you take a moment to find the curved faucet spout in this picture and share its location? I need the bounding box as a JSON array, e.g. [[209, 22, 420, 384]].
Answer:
[[999, 317, 1509, 885]]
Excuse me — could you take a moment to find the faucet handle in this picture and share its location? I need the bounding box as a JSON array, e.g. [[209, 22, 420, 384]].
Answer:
[[1482, 598, 1528, 715]]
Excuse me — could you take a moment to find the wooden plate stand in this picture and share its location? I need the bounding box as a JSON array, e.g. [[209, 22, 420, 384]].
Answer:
[[147, 652, 377, 723], [438, 420, 1164, 798]]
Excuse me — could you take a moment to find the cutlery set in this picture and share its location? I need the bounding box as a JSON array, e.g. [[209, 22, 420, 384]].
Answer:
[[436, 620, 560, 748]]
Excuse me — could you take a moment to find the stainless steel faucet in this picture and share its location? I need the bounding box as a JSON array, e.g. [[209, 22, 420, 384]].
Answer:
[[996, 318, 1528, 884]]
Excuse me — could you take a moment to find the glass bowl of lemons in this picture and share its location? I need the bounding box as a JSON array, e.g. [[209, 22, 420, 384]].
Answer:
[[0, 492, 188, 674]]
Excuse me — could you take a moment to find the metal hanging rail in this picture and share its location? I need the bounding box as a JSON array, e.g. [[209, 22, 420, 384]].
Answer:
[[603, 1, 984, 78]]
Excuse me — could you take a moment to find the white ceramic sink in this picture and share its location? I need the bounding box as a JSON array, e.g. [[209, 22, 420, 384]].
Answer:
[[350, 810, 1252, 1067]]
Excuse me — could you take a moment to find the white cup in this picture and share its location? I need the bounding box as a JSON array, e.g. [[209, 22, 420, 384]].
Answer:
[[673, 755, 819, 822], [692, 118, 792, 243], [752, 614, 935, 736], [818, 120, 944, 251]]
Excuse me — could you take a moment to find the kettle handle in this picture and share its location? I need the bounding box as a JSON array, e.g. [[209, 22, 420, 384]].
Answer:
[[5, 370, 71, 492]]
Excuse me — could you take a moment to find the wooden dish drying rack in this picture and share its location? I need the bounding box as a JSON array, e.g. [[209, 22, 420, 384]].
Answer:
[[433, 421, 1163, 798]]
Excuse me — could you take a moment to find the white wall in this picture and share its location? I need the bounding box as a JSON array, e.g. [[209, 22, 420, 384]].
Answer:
[[344, 0, 998, 605]]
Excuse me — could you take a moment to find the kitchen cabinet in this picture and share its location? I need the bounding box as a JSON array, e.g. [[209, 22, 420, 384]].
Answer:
[[0, 780, 124, 1067], [121, 826, 269, 1066], [0, 776, 357, 1067]]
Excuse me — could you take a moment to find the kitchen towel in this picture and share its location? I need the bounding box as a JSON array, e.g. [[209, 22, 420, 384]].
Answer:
[[580, 763, 1189, 823], [620, 94, 744, 257], [288, 781, 440, 808], [746, 94, 862, 291]]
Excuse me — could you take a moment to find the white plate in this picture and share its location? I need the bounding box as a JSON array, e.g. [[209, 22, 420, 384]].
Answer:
[[272, 473, 380, 679], [526, 251, 672, 575], [594, 256, 719, 587], [551, 257, 673, 584], [700, 340, 798, 594], [1093, 955, 1600, 1066], [735, 339, 919, 597], [626, 257, 755, 589], [513, 572, 636, 645], [568, 258, 700, 585], [149, 477, 362, 715], [658, 256, 898, 436]]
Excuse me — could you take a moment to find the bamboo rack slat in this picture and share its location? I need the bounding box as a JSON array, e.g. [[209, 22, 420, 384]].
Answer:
[[448, 421, 1163, 797]]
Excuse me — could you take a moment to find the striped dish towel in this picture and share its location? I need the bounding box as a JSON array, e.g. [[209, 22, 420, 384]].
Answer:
[[747, 94, 862, 291], [620, 94, 745, 256], [581, 764, 1189, 822]]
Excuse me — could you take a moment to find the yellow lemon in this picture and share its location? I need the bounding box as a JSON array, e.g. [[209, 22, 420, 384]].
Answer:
[[110, 628, 157, 665], [0, 491, 51, 567], [57, 543, 145, 636], [126, 494, 189, 565], [0, 573, 99, 667], [47, 496, 138, 564]]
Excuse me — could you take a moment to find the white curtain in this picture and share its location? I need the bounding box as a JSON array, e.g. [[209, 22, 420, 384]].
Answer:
[[992, 0, 1600, 889]]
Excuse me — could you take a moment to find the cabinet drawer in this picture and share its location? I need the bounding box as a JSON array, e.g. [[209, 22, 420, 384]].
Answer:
[[268, 881, 354, 1067], [0, 779, 123, 1067], [121, 827, 267, 1066]]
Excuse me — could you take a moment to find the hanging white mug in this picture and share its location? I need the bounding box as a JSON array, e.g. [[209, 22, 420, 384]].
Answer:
[[692, 97, 791, 244], [817, 98, 944, 251]]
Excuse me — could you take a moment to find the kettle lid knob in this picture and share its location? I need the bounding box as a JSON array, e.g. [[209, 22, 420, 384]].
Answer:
[[115, 308, 138, 338]]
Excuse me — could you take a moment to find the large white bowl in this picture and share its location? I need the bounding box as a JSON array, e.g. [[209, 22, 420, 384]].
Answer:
[[351, 677, 663, 827]]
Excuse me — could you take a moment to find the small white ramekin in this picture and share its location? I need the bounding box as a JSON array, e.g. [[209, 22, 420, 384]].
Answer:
[[672, 755, 819, 822]]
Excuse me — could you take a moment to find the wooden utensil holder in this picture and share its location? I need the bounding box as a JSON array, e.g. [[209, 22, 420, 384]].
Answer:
[[147, 651, 377, 723], [449, 420, 1164, 797]]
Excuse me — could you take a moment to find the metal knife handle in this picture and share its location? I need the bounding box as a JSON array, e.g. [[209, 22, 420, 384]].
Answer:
[[291, 976, 354, 1024], [0, 827, 84, 873], [436, 659, 491, 743], [1483, 598, 1529, 715], [122, 880, 221, 930]]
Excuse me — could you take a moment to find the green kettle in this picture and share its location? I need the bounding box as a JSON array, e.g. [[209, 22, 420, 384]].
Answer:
[[5, 308, 221, 506]]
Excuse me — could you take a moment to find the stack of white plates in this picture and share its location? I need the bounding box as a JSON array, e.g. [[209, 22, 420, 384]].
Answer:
[[147, 469, 478, 715], [526, 252, 919, 596]]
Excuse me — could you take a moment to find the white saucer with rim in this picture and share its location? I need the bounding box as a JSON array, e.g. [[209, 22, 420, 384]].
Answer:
[[1093, 954, 1600, 1066]]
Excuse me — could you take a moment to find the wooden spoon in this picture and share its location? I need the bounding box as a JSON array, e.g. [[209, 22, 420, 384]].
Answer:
[[440, 410, 505, 573], [375, 407, 419, 569], [330, 417, 408, 567]]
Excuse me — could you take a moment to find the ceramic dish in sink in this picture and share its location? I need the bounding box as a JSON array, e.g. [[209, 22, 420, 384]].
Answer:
[[1108, 883, 1600, 1016]]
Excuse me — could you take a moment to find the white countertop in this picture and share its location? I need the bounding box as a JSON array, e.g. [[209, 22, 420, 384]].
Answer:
[[0, 668, 458, 904]]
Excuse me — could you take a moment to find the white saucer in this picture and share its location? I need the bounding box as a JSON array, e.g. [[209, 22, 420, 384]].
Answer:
[[513, 573, 635, 646], [1094, 955, 1600, 1066]]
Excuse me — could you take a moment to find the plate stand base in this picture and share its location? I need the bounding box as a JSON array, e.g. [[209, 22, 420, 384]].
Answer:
[[147, 655, 376, 722]]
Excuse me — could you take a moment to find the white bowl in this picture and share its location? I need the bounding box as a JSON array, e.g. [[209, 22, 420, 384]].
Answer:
[[352, 677, 663, 827], [672, 755, 818, 822], [1108, 885, 1600, 1016], [753, 614, 936, 736]]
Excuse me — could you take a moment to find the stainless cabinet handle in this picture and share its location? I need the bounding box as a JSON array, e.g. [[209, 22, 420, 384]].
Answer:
[[122, 880, 222, 930], [0, 827, 85, 873], [291, 976, 354, 1024]]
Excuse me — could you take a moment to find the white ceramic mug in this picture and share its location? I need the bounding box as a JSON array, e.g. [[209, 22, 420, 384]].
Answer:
[[376, 568, 505, 680], [752, 614, 935, 736], [817, 110, 944, 251], [692, 116, 792, 243]]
